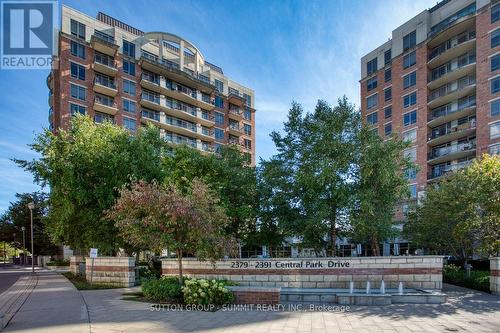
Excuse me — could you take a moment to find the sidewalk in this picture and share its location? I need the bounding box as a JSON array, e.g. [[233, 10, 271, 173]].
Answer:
[[3, 271, 90, 333]]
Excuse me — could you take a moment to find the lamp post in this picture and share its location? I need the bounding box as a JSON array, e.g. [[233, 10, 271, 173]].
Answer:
[[21, 227, 26, 265], [27, 202, 35, 273]]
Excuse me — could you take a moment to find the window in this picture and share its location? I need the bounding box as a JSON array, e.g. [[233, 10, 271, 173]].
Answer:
[[244, 108, 252, 120], [492, 54, 500, 72], [367, 77, 377, 91], [384, 106, 392, 119], [409, 184, 417, 199], [492, 77, 500, 94], [403, 51, 416, 69], [403, 30, 416, 52], [367, 58, 377, 75], [70, 84, 86, 101], [405, 168, 417, 180], [123, 79, 136, 96], [403, 92, 417, 108], [215, 112, 224, 125], [384, 87, 392, 101], [491, 121, 500, 139], [123, 117, 136, 131], [384, 49, 391, 65], [123, 99, 136, 113], [123, 40, 135, 57], [366, 112, 378, 125], [244, 123, 251, 135], [70, 103, 85, 115], [215, 95, 224, 108], [367, 94, 378, 109], [489, 143, 500, 155], [403, 128, 417, 143], [403, 110, 417, 126], [214, 79, 224, 93], [70, 62, 85, 80], [70, 19, 85, 39], [403, 147, 417, 162], [123, 60, 135, 76], [493, 3, 500, 23], [492, 99, 500, 117], [215, 128, 224, 140], [403, 71, 416, 89], [384, 68, 391, 82], [492, 29, 500, 48], [94, 112, 114, 124], [384, 123, 392, 136], [243, 93, 251, 106], [70, 41, 85, 59], [244, 139, 252, 149]]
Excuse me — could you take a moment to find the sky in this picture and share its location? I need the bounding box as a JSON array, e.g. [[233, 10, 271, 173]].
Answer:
[[0, 0, 437, 213]]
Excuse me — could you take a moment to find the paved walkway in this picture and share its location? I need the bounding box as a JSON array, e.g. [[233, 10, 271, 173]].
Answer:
[[3, 271, 500, 333]]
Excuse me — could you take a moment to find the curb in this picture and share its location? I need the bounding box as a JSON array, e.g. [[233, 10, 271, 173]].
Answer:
[[0, 273, 38, 332]]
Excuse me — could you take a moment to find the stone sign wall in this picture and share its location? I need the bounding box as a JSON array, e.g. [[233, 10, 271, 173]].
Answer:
[[85, 257, 135, 287], [491, 257, 500, 295], [162, 256, 443, 290]]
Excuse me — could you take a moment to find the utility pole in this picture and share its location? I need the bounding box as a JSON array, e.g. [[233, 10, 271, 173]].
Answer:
[[28, 202, 35, 273]]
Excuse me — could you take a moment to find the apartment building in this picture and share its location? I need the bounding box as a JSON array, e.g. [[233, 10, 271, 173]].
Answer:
[[360, 0, 500, 224], [47, 6, 256, 164]]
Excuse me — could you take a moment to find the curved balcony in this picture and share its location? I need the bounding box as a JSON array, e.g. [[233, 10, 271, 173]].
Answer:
[[427, 53, 475, 90], [427, 118, 476, 146], [46, 73, 53, 91], [427, 141, 476, 165], [427, 96, 476, 127], [427, 4, 476, 47], [427, 159, 473, 181], [427, 75, 476, 109]]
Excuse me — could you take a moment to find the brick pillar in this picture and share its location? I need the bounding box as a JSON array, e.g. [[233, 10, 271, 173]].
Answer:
[[70, 255, 85, 275], [490, 257, 500, 295], [85, 257, 135, 287]]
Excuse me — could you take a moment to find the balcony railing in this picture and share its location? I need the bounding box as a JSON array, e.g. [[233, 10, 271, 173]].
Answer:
[[229, 107, 242, 116], [428, 95, 476, 121], [142, 109, 160, 122], [95, 94, 115, 107], [141, 72, 160, 85], [428, 75, 475, 102], [94, 75, 116, 89], [165, 116, 197, 132], [165, 134, 197, 148], [429, 53, 476, 82], [428, 3, 476, 38], [428, 119, 476, 140], [166, 98, 197, 117], [428, 160, 473, 179], [93, 30, 115, 45], [167, 80, 197, 99], [428, 141, 476, 160], [94, 53, 116, 68], [428, 30, 476, 62], [142, 91, 160, 104]]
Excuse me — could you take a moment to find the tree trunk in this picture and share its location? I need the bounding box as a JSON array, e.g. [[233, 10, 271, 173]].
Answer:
[[371, 237, 380, 256], [176, 249, 183, 284], [329, 208, 337, 256]]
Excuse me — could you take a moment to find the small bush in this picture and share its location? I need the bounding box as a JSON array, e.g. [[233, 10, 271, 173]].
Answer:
[[142, 276, 183, 302], [46, 259, 70, 266], [443, 264, 490, 293], [182, 278, 234, 305], [137, 266, 156, 284]]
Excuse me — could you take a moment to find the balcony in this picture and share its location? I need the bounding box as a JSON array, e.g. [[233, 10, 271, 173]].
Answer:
[[428, 30, 476, 68], [228, 92, 246, 107], [139, 53, 216, 94], [93, 75, 117, 97], [140, 73, 162, 94], [427, 3, 476, 46], [427, 53, 476, 90], [427, 75, 476, 108], [140, 91, 162, 112], [198, 111, 215, 127], [427, 141, 476, 165], [164, 133, 197, 148], [427, 118, 476, 146], [46, 73, 53, 91], [164, 99, 198, 123], [228, 107, 243, 121], [227, 124, 243, 136], [94, 94, 118, 115], [93, 54, 117, 77], [427, 95, 476, 127], [196, 128, 215, 142], [164, 80, 199, 107], [162, 117, 197, 137], [427, 159, 473, 180], [90, 30, 118, 56], [141, 109, 160, 124]]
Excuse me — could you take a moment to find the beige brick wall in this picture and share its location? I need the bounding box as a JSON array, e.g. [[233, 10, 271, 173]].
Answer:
[[85, 257, 135, 287], [490, 257, 500, 295]]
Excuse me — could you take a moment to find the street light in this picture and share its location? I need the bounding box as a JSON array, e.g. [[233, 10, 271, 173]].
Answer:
[[27, 202, 35, 273], [21, 227, 25, 265]]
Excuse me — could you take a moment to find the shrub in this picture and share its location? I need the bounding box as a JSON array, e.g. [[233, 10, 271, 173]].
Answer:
[[142, 276, 183, 302], [182, 278, 234, 305], [443, 264, 490, 293], [137, 266, 156, 284], [46, 259, 70, 266]]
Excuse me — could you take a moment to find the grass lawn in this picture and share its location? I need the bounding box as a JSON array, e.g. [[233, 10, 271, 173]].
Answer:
[[62, 272, 124, 290]]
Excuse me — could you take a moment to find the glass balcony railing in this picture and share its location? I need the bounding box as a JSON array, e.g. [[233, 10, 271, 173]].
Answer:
[[141, 72, 160, 85], [142, 109, 160, 122], [94, 52, 116, 68], [94, 75, 115, 89], [94, 94, 115, 107], [93, 30, 115, 44], [142, 91, 160, 104], [428, 160, 473, 179], [428, 30, 476, 61], [428, 141, 476, 160], [428, 75, 475, 102], [165, 116, 197, 133], [429, 53, 476, 82], [165, 134, 197, 148], [165, 98, 197, 117], [428, 3, 476, 38], [166, 80, 197, 99], [428, 95, 476, 121], [428, 119, 476, 140], [229, 107, 242, 116]]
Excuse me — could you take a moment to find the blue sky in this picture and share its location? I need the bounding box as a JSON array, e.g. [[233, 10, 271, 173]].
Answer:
[[0, 0, 437, 213]]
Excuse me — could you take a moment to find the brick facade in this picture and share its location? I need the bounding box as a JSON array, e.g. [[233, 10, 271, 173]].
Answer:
[[85, 257, 135, 287], [229, 287, 280, 305]]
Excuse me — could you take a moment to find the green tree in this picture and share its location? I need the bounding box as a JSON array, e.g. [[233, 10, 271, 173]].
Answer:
[[350, 129, 414, 256], [259, 98, 359, 253], [404, 154, 500, 262], [15, 116, 166, 254], [108, 179, 236, 282], [0, 192, 57, 255]]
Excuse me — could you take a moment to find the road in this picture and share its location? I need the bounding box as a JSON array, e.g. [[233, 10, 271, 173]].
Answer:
[[0, 263, 31, 294]]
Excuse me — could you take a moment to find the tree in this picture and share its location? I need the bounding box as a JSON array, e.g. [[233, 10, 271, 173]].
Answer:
[[404, 154, 500, 262], [259, 98, 359, 253], [163, 145, 257, 243], [350, 129, 414, 256], [15, 116, 166, 254], [0, 192, 58, 255], [107, 179, 236, 282]]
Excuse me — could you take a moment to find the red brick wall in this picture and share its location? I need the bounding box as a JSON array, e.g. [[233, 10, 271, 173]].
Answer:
[[232, 290, 280, 305]]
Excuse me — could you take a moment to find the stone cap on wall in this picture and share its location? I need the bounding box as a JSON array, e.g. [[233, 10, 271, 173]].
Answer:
[[160, 256, 445, 261], [228, 286, 281, 293]]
